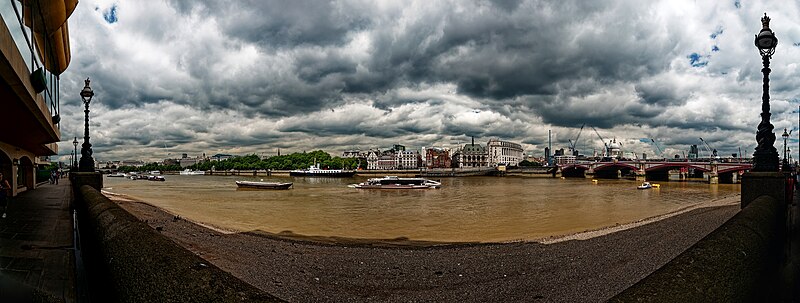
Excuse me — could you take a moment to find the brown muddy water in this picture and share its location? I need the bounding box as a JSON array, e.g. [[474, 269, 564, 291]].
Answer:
[[102, 175, 739, 242]]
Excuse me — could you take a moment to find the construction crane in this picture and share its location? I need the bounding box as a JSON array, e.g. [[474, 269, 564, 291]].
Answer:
[[650, 139, 665, 159], [698, 137, 718, 158], [592, 127, 609, 157], [568, 124, 586, 156]]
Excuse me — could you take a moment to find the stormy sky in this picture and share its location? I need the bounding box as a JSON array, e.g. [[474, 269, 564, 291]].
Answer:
[[52, 0, 800, 162]]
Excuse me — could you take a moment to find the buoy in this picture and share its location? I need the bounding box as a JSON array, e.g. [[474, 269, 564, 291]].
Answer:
[[652, 184, 660, 188], [592, 179, 598, 183]]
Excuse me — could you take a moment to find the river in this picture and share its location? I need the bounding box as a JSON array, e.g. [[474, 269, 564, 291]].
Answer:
[[102, 175, 739, 243]]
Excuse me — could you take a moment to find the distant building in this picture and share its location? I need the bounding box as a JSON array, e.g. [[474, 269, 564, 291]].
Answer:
[[689, 145, 699, 159], [121, 160, 145, 167], [487, 139, 523, 166], [554, 155, 576, 165], [342, 150, 362, 158], [396, 150, 420, 169], [366, 150, 380, 170], [424, 147, 451, 169], [179, 157, 201, 168], [392, 144, 406, 152], [210, 154, 234, 161], [162, 158, 179, 166], [377, 155, 396, 170], [458, 137, 488, 168]]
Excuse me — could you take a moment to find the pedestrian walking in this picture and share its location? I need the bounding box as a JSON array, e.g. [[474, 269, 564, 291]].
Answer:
[[0, 172, 11, 219]]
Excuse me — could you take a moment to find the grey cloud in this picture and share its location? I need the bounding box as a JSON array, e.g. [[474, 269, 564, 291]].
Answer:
[[57, 0, 800, 162]]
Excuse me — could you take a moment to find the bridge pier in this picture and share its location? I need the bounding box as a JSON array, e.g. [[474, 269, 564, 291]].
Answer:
[[708, 163, 719, 184], [708, 173, 719, 184]]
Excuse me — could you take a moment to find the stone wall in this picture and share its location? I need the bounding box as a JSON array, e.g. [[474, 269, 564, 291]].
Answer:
[[610, 195, 785, 302], [75, 185, 282, 302]]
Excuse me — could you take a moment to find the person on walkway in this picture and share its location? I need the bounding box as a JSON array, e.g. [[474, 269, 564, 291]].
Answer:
[[53, 171, 58, 185], [0, 173, 10, 219]]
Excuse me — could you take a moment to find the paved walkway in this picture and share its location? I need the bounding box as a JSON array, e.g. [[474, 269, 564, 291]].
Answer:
[[0, 178, 76, 302]]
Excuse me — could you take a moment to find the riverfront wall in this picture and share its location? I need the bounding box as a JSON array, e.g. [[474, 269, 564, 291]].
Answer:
[[74, 185, 281, 302], [610, 194, 785, 302]]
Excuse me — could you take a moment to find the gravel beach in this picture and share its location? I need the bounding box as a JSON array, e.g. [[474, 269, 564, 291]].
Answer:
[[109, 193, 739, 302]]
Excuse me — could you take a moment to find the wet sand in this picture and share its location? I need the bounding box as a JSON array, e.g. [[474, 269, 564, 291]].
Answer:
[[107, 192, 739, 302]]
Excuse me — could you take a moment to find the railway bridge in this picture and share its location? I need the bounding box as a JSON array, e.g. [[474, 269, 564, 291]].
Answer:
[[559, 160, 753, 184]]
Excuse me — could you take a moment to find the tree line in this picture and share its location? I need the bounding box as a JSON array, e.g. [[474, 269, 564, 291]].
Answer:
[[117, 150, 364, 172]]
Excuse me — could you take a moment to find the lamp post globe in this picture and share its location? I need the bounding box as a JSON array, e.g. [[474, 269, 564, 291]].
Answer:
[[751, 13, 780, 172], [78, 78, 96, 172]]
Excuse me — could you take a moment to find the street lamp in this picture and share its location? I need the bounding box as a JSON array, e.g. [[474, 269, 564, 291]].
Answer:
[[72, 137, 78, 169], [752, 13, 779, 172], [782, 128, 789, 170], [78, 78, 95, 172]]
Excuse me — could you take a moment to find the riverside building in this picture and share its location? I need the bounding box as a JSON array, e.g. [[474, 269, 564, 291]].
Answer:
[[487, 139, 524, 166], [423, 147, 451, 168], [457, 137, 488, 168], [396, 150, 420, 169], [0, 1, 76, 196]]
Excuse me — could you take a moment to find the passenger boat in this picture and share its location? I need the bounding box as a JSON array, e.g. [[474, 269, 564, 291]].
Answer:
[[290, 164, 355, 177], [235, 181, 293, 190], [349, 176, 441, 189], [180, 169, 206, 175], [637, 182, 652, 189]]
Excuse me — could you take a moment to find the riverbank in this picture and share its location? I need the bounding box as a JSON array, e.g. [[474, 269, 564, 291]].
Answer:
[[106, 192, 739, 302]]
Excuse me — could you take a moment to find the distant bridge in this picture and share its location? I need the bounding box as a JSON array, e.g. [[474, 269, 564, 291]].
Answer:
[[558, 160, 753, 183]]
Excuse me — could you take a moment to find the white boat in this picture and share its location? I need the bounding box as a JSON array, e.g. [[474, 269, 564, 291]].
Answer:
[[350, 176, 441, 189], [108, 173, 126, 177], [180, 169, 206, 175], [235, 181, 293, 190], [637, 182, 652, 189], [149, 170, 161, 175], [290, 164, 355, 177]]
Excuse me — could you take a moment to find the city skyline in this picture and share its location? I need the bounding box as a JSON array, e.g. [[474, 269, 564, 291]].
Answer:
[[51, 0, 800, 162]]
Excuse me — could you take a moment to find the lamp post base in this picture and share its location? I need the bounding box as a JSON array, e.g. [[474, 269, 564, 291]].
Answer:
[[79, 157, 95, 172], [752, 148, 779, 172]]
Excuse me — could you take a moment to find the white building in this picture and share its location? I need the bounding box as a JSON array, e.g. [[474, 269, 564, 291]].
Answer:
[[487, 139, 524, 166], [554, 155, 576, 165], [396, 150, 420, 169], [366, 151, 379, 170]]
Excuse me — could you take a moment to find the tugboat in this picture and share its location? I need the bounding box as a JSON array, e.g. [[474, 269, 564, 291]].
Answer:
[[290, 164, 355, 177], [349, 176, 441, 189]]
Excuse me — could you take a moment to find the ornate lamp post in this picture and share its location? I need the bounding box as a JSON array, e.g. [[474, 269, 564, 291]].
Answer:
[[752, 13, 779, 172], [782, 128, 789, 170], [78, 78, 95, 172], [72, 137, 78, 169]]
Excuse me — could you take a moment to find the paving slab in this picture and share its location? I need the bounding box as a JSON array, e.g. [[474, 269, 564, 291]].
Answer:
[[0, 178, 75, 302]]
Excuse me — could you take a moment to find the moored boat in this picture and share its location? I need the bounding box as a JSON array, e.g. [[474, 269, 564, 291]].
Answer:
[[108, 173, 126, 177], [235, 181, 293, 190], [290, 164, 355, 177], [350, 176, 441, 189], [180, 169, 206, 175], [637, 182, 652, 189]]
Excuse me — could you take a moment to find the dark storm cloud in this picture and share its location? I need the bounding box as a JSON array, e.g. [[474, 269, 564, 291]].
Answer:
[[169, 0, 370, 47], [154, 0, 682, 122]]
